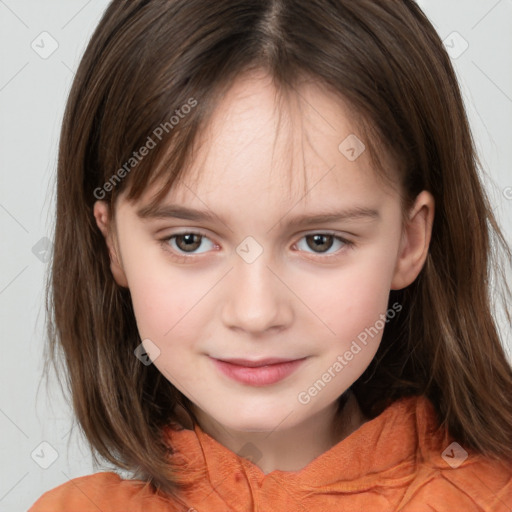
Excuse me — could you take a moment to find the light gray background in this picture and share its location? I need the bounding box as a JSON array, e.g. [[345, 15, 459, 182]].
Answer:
[[1, 1, 511, 510]]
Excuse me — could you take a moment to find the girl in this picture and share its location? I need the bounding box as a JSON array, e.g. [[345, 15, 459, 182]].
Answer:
[[30, 0, 512, 511]]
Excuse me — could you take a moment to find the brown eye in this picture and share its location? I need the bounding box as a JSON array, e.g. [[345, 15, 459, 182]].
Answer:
[[162, 232, 215, 256], [305, 234, 335, 253], [174, 233, 203, 253], [295, 233, 353, 258]]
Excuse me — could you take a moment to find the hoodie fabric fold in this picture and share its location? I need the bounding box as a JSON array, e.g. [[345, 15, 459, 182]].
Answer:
[[29, 394, 512, 511]]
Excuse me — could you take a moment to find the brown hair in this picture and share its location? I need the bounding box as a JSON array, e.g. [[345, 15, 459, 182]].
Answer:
[[44, 0, 512, 499]]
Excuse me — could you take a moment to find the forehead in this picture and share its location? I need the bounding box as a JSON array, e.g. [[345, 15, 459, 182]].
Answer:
[[130, 69, 398, 211]]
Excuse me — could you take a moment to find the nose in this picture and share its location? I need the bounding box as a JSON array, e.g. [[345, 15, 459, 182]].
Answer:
[[220, 252, 294, 335]]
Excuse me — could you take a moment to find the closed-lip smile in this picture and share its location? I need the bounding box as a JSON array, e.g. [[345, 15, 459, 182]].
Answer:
[[211, 356, 308, 386], [215, 357, 306, 367]]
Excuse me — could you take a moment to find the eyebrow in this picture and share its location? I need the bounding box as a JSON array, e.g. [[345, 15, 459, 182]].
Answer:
[[137, 203, 380, 227]]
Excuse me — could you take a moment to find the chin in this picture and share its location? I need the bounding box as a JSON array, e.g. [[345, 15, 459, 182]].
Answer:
[[223, 418, 286, 433], [213, 405, 301, 433]]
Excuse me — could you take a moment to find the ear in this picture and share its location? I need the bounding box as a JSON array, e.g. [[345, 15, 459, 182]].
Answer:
[[93, 200, 129, 288], [391, 190, 435, 290]]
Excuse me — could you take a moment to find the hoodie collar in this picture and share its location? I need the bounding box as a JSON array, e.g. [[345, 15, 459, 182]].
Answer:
[[163, 395, 451, 508]]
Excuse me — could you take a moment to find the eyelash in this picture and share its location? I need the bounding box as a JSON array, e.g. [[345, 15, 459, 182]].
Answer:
[[159, 230, 355, 263]]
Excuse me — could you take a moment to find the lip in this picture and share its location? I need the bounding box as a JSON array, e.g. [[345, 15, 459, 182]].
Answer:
[[217, 357, 301, 367], [211, 356, 307, 386]]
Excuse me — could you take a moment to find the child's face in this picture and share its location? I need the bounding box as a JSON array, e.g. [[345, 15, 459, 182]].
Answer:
[[95, 70, 433, 434]]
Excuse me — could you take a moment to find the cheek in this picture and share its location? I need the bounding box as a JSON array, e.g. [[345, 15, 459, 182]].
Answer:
[[129, 271, 206, 342], [309, 251, 397, 331], [119, 238, 203, 341]]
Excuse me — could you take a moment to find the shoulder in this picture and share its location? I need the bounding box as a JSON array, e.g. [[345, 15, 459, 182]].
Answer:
[[392, 395, 512, 511], [402, 454, 512, 512], [28, 471, 179, 512]]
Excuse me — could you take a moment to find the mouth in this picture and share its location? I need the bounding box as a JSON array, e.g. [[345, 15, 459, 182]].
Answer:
[[215, 357, 304, 367], [210, 356, 308, 386]]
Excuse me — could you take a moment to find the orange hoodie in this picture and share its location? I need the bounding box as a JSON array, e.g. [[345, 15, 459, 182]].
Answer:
[[29, 395, 512, 511]]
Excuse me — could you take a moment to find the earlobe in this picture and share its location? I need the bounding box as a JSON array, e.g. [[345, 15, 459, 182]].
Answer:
[[93, 200, 129, 288], [390, 191, 435, 290]]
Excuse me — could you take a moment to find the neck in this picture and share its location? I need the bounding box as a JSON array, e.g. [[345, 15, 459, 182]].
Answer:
[[177, 390, 368, 474]]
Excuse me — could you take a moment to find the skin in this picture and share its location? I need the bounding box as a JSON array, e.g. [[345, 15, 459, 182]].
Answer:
[[94, 69, 434, 475]]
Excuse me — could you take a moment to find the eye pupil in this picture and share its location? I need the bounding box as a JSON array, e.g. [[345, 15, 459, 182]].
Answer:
[[307, 234, 333, 253]]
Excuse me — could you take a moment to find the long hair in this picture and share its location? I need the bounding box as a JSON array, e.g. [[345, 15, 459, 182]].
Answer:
[[44, 0, 512, 498]]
